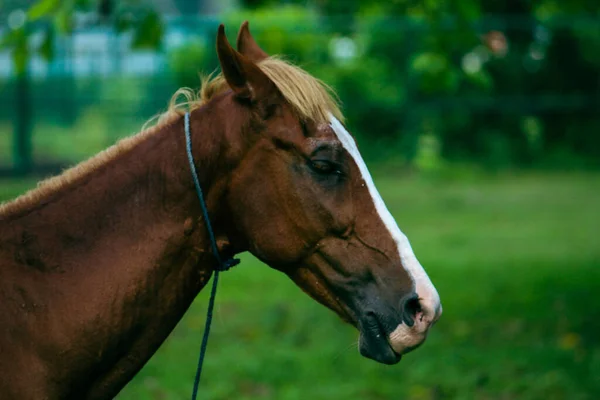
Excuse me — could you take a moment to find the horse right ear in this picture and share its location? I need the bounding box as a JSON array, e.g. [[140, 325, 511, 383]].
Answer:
[[236, 21, 269, 62], [216, 24, 277, 106]]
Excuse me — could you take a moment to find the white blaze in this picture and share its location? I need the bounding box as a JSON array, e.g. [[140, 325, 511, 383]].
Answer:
[[329, 116, 441, 346]]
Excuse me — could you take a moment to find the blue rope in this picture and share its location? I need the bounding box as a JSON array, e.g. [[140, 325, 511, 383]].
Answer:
[[185, 112, 240, 400]]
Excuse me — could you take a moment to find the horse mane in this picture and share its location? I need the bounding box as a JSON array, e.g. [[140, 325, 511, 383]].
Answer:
[[0, 126, 165, 218], [0, 56, 343, 218], [148, 56, 344, 128]]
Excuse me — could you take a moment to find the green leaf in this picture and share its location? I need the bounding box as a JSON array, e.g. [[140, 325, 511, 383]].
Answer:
[[411, 52, 448, 75], [28, 0, 61, 20], [132, 11, 163, 50], [114, 11, 134, 33], [0, 28, 18, 50], [74, 0, 94, 10], [12, 29, 29, 75], [54, 7, 73, 34], [38, 24, 55, 61]]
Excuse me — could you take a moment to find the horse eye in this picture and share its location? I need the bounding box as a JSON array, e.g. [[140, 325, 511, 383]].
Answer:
[[300, 120, 309, 136], [310, 160, 340, 175]]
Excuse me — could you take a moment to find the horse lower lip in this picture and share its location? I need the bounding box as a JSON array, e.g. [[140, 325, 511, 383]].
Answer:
[[360, 335, 402, 365], [359, 316, 402, 365]]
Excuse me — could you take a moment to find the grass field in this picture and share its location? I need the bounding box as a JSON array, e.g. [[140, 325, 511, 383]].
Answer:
[[1, 172, 599, 400]]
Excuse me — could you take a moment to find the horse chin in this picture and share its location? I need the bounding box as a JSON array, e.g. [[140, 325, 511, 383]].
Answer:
[[357, 317, 402, 365], [358, 333, 402, 365]]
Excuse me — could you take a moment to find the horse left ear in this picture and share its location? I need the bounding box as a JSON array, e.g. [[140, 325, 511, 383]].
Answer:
[[236, 21, 269, 62], [216, 24, 277, 105]]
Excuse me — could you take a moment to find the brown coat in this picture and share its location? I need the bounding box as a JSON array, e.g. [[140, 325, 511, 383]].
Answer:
[[0, 22, 441, 399]]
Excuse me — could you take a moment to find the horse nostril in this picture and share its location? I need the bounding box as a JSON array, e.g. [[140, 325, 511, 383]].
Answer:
[[400, 292, 421, 327]]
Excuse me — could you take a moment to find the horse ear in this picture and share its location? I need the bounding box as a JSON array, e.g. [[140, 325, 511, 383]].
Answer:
[[216, 24, 276, 104], [236, 21, 269, 62]]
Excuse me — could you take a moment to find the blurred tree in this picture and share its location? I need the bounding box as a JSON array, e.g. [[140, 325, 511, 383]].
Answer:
[[171, 0, 201, 14], [224, 0, 600, 167], [4, 0, 599, 170], [342, 0, 599, 166], [2, 0, 164, 174]]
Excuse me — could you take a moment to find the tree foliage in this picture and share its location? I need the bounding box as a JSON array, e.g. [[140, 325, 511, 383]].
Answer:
[[234, 0, 600, 167], [6, 0, 600, 169], [3, 0, 164, 76]]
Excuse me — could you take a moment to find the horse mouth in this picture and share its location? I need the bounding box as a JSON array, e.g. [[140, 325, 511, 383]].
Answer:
[[358, 313, 402, 365]]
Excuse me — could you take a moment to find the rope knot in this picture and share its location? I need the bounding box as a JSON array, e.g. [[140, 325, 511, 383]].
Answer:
[[216, 257, 240, 272]]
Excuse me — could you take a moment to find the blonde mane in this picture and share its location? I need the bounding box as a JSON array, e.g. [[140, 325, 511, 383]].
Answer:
[[150, 56, 344, 127], [0, 125, 165, 218], [0, 57, 344, 217]]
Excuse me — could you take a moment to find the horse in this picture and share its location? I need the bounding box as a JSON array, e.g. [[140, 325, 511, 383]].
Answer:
[[0, 22, 442, 399]]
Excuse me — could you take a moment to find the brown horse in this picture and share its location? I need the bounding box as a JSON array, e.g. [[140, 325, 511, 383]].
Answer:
[[0, 22, 441, 399]]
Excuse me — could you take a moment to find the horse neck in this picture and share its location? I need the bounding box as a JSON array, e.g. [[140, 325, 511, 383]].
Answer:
[[8, 110, 229, 274], [0, 107, 235, 397]]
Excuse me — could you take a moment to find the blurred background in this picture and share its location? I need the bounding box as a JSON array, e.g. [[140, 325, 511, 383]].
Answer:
[[1, 0, 599, 399]]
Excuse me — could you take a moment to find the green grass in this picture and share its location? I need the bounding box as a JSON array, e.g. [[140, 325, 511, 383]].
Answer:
[[1, 172, 599, 400]]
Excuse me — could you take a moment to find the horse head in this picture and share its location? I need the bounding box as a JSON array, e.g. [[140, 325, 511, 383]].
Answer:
[[207, 22, 442, 364]]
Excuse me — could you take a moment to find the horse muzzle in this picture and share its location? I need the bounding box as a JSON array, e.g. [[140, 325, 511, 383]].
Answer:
[[357, 294, 442, 364]]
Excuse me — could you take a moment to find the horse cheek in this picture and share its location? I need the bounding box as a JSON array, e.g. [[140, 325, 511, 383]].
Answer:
[[229, 179, 304, 265]]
